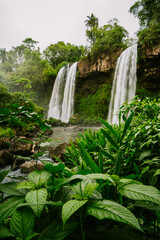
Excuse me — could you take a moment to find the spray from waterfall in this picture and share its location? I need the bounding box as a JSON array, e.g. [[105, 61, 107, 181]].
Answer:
[[48, 62, 77, 123], [108, 44, 137, 124]]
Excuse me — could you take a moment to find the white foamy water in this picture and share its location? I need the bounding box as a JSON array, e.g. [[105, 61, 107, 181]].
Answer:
[[108, 44, 137, 124], [48, 62, 77, 122]]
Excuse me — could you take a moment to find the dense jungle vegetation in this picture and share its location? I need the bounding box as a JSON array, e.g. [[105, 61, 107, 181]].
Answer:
[[0, 0, 160, 239]]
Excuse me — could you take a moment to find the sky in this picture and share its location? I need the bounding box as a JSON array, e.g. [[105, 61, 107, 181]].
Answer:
[[0, 0, 139, 51]]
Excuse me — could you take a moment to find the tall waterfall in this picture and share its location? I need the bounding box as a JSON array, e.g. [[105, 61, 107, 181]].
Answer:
[[108, 44, 137, 124], [48, 62, 77, 123]]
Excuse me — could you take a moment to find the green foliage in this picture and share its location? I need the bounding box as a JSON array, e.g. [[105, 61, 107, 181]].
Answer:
[[0, 84, 50, 132], [0, 96, 160, 239], [62, 199, 88, 225], [0, 197, 24, 222], [130, 0, 160, 48], [0, 226, 14, 239], [87, 200, 141, 231], [0, 127, 14, 138], [25, 189, 48, 217], [75, 83, 111, 124], [130, 0, 160, 27], [10, 207, 37, 240], [48, 117, 59, 126], [87, 19, 128, 60], [38, 220, 78, 240], [137, 20, 160, 47], [43, 41, 85, 68], [0, 83, 11, 108], [0, 170, 9, 183]]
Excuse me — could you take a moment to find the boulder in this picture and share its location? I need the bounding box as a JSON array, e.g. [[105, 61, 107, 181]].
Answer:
[[49, 143, 68, 161], [9, 138, 34, 156], [20, 161, 44, 174], [0, 139, 10, 150], [0, 150, 15, 167], [11, 157, 26, 171], [43, 129, 53, 136]]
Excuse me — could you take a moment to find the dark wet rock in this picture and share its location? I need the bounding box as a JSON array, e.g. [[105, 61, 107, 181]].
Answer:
[[20, 161, 44, 174], [11, 157, 26, 171], [9, 138, 34, 157], [0, 139, 10, 150], [43, 129, 53, 136], [49, 143, 69, 161], [0, 149, 15, 167], [24, 132, 36, 138]]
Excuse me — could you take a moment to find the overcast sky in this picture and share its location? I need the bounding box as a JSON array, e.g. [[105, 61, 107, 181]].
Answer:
[[0, 0, 139, 51]]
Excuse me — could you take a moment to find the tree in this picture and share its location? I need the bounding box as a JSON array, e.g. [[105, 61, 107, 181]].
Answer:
[[130, 0, 160, 27], [22, 38, 39, 51], [85, 13, 99, 29], [88, 19, 128, 59], [43, 41, 84, 68], [130, 0, 160, 47], [85, 13, 99, 46], [0, 48, 7, 63]]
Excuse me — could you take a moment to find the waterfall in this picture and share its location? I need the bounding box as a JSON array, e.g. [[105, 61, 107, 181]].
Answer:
[[48, 62, 77, 123], [61, 62, 78, 123], [48, 66, 67, 120], [108, 44, 137, 124]]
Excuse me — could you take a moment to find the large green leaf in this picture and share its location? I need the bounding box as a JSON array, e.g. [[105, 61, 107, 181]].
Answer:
[[134, 201, 160, 211], [120, 112, 134, 142], [78, 142, 100, 173], [101, 129, 119, 150], [38, 220, 78, 240], [87, 200, 141, 231], [15, 181, 35, 190], [100, 118, 120, 141], [0, 170, 9, 183], [62, 199, 88, 225], [25, 189, 47, 217], [87, 173, 115, 185], [10, 207, 35, 240], [0, 182, 27, 196], [44, 163, 65, 175], [118, 183, 160, 205], [0, 226, 14, 239], [28, 170, 51, 187], [83, 183, 99, 199], [0, 197, 24, 221]]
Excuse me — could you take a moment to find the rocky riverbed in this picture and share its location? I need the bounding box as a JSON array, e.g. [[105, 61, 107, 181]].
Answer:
[[0, 126, 100, 176]]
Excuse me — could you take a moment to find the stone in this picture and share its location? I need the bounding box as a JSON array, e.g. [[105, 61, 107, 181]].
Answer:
[[20, 161, 44, 174], [0, 139, 10, 150], [11, 158, 26, 171], [0, 150, 15, 167], [9, 138, 34, 156], [49, 143, 69, 161], [43, 129, 53, 136]]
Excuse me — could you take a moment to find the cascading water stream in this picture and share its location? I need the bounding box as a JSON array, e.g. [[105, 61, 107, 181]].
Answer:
[[61, 62, 78, 123], [108, 44, 137, 124], [48, 66, 67, 120], [48, 62, 77, 123]]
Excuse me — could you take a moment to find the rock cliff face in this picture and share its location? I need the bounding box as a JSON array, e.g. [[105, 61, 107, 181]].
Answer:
[[76, 45, 160, 94], [78, 50, 121, 78], [76, 50, 122, 96], [137, 45, 160, 93], [73, 45, 159, 122]]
